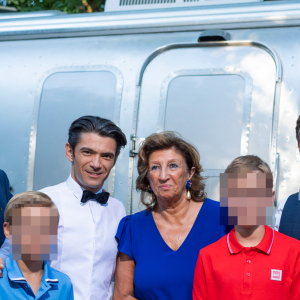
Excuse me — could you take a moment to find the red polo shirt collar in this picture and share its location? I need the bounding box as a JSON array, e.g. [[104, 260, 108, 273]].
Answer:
[[227, 225, 275, 255]]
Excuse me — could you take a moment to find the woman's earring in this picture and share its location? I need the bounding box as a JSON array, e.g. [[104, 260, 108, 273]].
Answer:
[[186, 180, 192, 200], [148, 185, 155, 205]]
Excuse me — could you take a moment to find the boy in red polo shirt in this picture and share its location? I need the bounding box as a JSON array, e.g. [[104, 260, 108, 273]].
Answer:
[[193, 155, 300, 300]]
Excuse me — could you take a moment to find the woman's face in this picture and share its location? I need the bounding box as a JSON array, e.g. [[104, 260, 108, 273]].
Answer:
[[148, 147, 195, 203]]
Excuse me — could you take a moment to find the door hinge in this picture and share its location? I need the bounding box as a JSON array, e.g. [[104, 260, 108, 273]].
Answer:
[[130, 134, 145, 157]]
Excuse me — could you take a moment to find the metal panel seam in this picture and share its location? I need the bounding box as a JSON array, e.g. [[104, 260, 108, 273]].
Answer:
[[137, 41, 282, 86]]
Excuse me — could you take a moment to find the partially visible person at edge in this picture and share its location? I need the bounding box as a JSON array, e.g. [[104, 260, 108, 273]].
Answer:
[[275, 115, 300, 240], [0, 115, 127, 300], [0, 191, 74, 300], [113, 131, 231, 300], [0, 169, 13, 277]]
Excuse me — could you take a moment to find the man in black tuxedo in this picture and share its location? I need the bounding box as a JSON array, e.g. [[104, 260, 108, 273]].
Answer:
[[0, 170, 13, 277]]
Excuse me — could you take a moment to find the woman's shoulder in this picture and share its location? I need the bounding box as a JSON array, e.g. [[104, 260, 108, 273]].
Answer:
[[115, 210, 152, 259], [120, 209, 151, 223], [198, 198, 221, 222], [116, 210, 151, 239], [200, 198, 233, 234], [202, 198, 221, 209]]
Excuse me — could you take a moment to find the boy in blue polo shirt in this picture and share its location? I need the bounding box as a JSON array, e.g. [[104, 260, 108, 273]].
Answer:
[[0, 191, 74, 299]]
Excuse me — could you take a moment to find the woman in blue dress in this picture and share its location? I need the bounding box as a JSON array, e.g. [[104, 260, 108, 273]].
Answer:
[[113, 131, 230, 300]]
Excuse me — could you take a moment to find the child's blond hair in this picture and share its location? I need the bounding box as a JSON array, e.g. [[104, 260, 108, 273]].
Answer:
[[4, 191, 59, 223]]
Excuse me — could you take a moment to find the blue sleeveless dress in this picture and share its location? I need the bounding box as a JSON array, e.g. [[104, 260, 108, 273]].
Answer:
[[115, 198, 230, 300]]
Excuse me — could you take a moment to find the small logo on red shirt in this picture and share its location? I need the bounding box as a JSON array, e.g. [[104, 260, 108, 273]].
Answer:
[[271, 269, 282, 281]]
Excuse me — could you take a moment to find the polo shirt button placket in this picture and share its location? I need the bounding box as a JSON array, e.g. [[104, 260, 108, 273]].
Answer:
[[242, 248, 254, 293]]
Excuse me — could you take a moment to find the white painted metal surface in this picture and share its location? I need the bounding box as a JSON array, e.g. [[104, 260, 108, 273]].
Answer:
[[0, 0, 299, 223]]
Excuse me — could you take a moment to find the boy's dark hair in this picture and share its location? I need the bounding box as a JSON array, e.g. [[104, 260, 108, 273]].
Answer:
[[68, 116, 127, 158], [296, 115, 300, 145]]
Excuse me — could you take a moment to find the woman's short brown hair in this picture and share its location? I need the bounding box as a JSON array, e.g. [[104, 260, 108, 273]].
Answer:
[[136, 131, 206, 210]]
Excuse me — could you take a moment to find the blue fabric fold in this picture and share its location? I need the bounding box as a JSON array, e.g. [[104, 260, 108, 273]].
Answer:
[[115, 215, 133, 260]]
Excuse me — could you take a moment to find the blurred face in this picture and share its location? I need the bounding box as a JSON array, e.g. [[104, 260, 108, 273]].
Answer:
[[4, 206, 58, 261], [147, 148, 195, 203], [220, 170, 274, 227], [66, 132, 117, 193]]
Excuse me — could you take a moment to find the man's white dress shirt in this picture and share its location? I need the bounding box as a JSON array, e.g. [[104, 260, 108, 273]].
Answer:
[[0, 175, 126, 300], [274, 191, 299, 231]]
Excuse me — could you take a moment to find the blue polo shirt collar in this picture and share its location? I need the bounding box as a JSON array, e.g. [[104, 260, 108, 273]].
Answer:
[[7, 259, 58, 285], [7, 259, 26, 283], [6, 259, 59, 299], [42, 261, 59, 284]]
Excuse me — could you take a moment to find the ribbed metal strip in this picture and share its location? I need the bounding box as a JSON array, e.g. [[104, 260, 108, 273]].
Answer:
[[120, 0, 175, 5]]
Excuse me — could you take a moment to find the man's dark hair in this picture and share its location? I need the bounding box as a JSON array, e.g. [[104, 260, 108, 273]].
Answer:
[[296, 115, 300, 145], [68, 116, 127, 158]]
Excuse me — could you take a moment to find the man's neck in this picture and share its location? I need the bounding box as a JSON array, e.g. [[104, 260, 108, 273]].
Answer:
[[71, 172, 103, 194], [234, 225, 265, 248]]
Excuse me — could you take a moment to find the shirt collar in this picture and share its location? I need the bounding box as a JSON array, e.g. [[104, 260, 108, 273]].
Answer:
[[42, 261, 59, 284], [7, 259, 26, 282], [227, 225, 275, 255], [7, 259, 58, 285], [66, 175, 103, 200]]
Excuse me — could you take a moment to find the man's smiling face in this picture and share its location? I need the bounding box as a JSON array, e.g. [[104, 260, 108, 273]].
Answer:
[[66, 132, 117, 193]]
